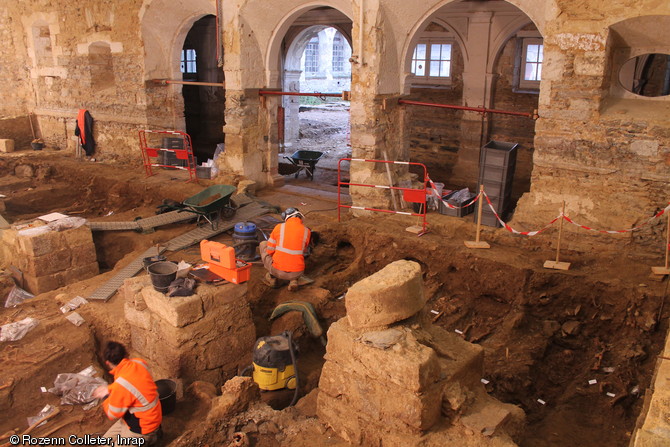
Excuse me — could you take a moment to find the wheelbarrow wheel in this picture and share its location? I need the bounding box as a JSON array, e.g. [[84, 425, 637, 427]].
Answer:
[[222, 206, 236, 219]]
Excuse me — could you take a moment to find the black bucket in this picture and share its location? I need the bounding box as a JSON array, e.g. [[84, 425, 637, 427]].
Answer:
[[155, 379, 177, 415], [143, 255, 167, 271], [147, 262, 178, 293], [233, 222, 259, 261]]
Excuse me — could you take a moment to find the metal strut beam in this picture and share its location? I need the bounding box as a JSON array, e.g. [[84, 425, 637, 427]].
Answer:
[[259, 90, 350, 100], [152, 79, 226, 87], [398, 99, 537, 119]]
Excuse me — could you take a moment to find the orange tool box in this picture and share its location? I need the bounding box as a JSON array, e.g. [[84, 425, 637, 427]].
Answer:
[[200, 240, 252, 284], [200, 240, 236, 269]]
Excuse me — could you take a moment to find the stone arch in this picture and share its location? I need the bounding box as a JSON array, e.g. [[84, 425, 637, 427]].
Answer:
[[138, 0, 217, 128], [264, 2, 354, 88], [139, 0, 216, 81], [400, 0, 554, 94]]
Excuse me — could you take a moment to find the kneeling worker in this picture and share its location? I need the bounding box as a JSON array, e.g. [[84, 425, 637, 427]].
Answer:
[[93, 341, 162, 446], [260, 207, 311, 291]]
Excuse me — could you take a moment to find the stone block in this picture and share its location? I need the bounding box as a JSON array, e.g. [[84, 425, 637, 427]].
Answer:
[[345, 260, 426, 328], [120, 276, 150, 305], [23, 271, 61, 295], [69, 242, 97, 267], [323, 319, 441, 393], [60, 262, 99, 285], [141, 285, 204, 328], [17, 227, 65, 257], [124, 302, 153, 331], [0, 139, 14, 152], [199, 325, 255, 370], [16, 248, 72, 276], [319, 360, 442, 431], [62, 225, 94, 248]]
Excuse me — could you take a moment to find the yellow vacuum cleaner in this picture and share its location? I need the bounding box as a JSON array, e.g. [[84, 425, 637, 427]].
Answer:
[[251, 331, 298, 395]]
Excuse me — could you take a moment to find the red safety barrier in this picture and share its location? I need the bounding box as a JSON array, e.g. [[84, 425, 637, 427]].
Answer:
[[139, 129, 197, 182], [337, 158, 429, 233]]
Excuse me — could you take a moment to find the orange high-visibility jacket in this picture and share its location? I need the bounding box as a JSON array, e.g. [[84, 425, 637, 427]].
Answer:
[[266, 217, 311, 273], [102, 358, 162, 435]]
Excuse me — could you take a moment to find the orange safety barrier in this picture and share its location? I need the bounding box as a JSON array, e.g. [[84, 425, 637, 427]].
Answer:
[[337, 158, 429, 234], [139, 129, 197, 182]]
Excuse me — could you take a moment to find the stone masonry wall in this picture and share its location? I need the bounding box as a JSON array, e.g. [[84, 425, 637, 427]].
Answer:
[[122, 276, 256, 388], [1, 220, 98, 295]]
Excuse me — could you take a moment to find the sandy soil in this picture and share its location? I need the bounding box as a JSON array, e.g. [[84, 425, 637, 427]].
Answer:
[[0, 151, 668, 446]]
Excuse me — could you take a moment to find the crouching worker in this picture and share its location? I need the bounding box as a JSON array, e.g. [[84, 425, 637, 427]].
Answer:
[[93, 341, 163, 446], [260, 207, 311, 291]]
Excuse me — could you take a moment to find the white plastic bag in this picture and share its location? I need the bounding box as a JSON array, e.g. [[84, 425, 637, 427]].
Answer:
[[0, 317, 39, 342], [65, 312, 85, 327], [60, 296, 88, 313], [5, 285, 34, 308], [48, 373, 107, 407]]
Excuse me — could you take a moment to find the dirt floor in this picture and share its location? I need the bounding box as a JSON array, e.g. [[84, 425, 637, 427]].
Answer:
[[1, 150, 669, 447], [281, 103, 351, 187]]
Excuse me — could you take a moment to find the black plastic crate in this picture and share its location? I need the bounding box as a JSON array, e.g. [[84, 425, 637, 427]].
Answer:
[[473, 209, 503, 228], [438, 191, 476, 217], [480, 141, 518, 167]]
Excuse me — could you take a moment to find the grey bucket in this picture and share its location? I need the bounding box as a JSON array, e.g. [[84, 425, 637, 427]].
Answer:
[[147, 261, 178, 293]]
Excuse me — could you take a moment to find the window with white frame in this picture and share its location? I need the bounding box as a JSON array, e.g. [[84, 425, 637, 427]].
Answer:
[[181, 49, 197, 74], [332, 33, 345, 73], [411, 40, 452, 85], [517, 37, 543, 91], [305, 36, 319, 75]]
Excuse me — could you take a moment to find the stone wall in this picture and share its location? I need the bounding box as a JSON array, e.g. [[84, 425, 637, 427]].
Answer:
[[122, 276, 256, 388], [1, 0, 670, 244], [1, 220, 98, 294]]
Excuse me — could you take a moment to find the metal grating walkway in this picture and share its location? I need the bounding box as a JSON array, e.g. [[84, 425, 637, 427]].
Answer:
[[88, 246, 166, 301], [87, 202, 270, 301], [88, 210, 195, 232], [165, 202, 269, 251]]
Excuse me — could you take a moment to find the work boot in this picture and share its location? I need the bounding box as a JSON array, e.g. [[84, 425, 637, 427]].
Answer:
[[263, 273, 278, 288], [288, 279, 299, 292]]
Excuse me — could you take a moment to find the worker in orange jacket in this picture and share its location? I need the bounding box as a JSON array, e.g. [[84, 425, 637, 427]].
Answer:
[[260, 207, 311, 291], [93, 341, 162, 446]]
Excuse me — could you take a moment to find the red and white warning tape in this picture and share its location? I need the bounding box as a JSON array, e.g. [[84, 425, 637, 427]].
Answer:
[[562, 204, 670, 233], [482, 192, 560, 236]]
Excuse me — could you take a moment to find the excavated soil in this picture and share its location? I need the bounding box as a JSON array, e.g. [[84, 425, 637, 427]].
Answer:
[[1, 151, 668, 447]]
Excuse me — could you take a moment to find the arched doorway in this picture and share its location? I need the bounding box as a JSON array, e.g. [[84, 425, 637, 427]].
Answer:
[[277, 8, 353, 187], [181, 15, 225, 163], [402, 0, 542, 222]]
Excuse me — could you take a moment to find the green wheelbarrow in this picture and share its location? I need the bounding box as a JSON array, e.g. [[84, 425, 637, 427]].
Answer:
[[181, 184, 237, 229]]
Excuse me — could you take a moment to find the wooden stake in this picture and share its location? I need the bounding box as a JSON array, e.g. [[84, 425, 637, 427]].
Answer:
[[464, 185, 490, 249], [544, 201, 571, 270], [381, 150, 398, 211], [652, 209, 670, 275], [28, 113, 36, 140]]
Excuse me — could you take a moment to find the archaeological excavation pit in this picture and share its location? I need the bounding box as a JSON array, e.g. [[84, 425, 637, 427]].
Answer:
[[1, 156, 668, 447]]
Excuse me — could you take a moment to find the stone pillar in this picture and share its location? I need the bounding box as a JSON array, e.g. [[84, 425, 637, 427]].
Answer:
[[122, 277, 256, 387], [451, 12, 494, 189], [348, 0, 408, 212], [317, 260, 524, 446], [219, 88, 266, 184], [283, 70, 302, 148]]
